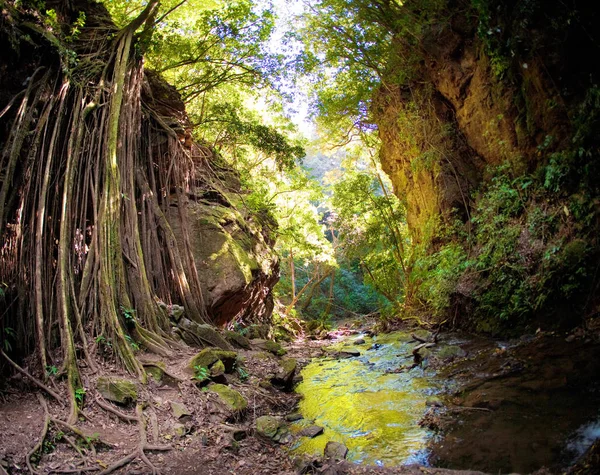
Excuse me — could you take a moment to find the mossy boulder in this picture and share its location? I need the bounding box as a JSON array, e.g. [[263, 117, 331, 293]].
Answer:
[[97, 377, 138, 405], [255, 415, 291, 444], [144, 362, 165, 383], [251, 339, 286, 356], [176, 318, 232, 350], [437, 345, 467, 360], [271, 358, 297, 392], [209, 384, 247, 413], [224, 330, 251, 349], [189, 348, 238, 373]]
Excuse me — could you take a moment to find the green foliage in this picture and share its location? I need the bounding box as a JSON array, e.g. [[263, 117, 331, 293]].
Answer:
[[74, 387, 86, 406], [2, 327, 15, 352], [193, 365, 210, 382], [45, 365, 58, 377]]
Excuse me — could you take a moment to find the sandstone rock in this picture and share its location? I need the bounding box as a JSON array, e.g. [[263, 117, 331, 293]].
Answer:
[[299, 425, 324, 438], [324, 441, 348, 460], [97, 377, 137, 405]]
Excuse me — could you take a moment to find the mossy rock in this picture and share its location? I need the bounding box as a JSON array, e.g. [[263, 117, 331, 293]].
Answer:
[[271, 358, 297, 392], [255, 415, 290, 443], [251, 339, 286, 356], [209, 384, 247, 412], [413, 329, 433, 341], [144, 362, 165, 383], [210, 359, 226, 377], [177, 318, 232, 350], [97, 377, 138, 405], [246, 324, 270, 339], [189, 348, 238, 373], [224, 330, 251, 349], [437, 345, 467, 360]]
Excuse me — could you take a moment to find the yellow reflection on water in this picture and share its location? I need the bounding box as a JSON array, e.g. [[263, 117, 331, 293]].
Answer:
[[292, 333, 436, 466]]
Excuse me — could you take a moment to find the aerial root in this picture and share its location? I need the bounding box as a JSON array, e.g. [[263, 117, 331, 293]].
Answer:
[[97, 404, 171, 475]]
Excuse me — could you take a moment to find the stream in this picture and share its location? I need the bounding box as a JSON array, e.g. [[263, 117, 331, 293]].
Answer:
[[290, 331, 442, 466], [290, 330, 600, 473]]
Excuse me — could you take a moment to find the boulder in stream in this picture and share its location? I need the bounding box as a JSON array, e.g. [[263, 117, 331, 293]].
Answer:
[[299, 425, 324, 438], [255, 415, 291, 443], [324, 441, 348, 460]]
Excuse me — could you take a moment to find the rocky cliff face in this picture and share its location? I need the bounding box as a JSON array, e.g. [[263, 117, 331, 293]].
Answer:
[[142, 72, 279, 327], [374, 1, 598, 245]]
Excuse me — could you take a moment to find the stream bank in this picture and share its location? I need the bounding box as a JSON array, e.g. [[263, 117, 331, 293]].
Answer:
[[290, 324, 600, 474]]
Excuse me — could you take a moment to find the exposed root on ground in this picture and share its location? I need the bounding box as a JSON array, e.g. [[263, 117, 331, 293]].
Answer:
[[97, 404, 171, 475]]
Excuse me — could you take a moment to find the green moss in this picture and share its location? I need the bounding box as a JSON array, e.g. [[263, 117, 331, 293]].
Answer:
[[209, 384, 247, 412], [188, 348, 238, 373], [97, 376, 138, 405]]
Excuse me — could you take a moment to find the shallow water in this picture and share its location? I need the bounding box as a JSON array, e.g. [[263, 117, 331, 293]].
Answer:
[[291, 332, 440, 466]]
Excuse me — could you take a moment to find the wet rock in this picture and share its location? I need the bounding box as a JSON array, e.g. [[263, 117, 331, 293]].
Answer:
[[251, 338, 287, 356], [336, 350, 360, 358], [271, 358, 297, 392], [97, 377, 137, 405], [425, 396, 443, 407], [368, 343, 382, 351], [224, 330, 251, 349], [176, 318, 232, 350], [170, 401, 192, 421], [255, 415, 291, 443], [353, 338, 366, 345], [286, 413, 303, 422], [437, 345, 467, 360], [188, 348, 238, 373], [209, 384, 248, 414], [324, 441, 348, 460], [299, 425, 324, 438]]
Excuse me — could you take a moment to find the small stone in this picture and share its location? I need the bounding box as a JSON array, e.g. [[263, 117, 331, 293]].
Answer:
[[425, 396, 443, 407], [565, 334, 576, 343], [299, 425, 324, 438], [170, 401, 192, 421], [285, 413, 303, 422], [97, 377, 138, 405], [353, 338, 366, 345], [173, 423, 187, 437], [324, 441, 348, 460], [338, 350, 360, 358]]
